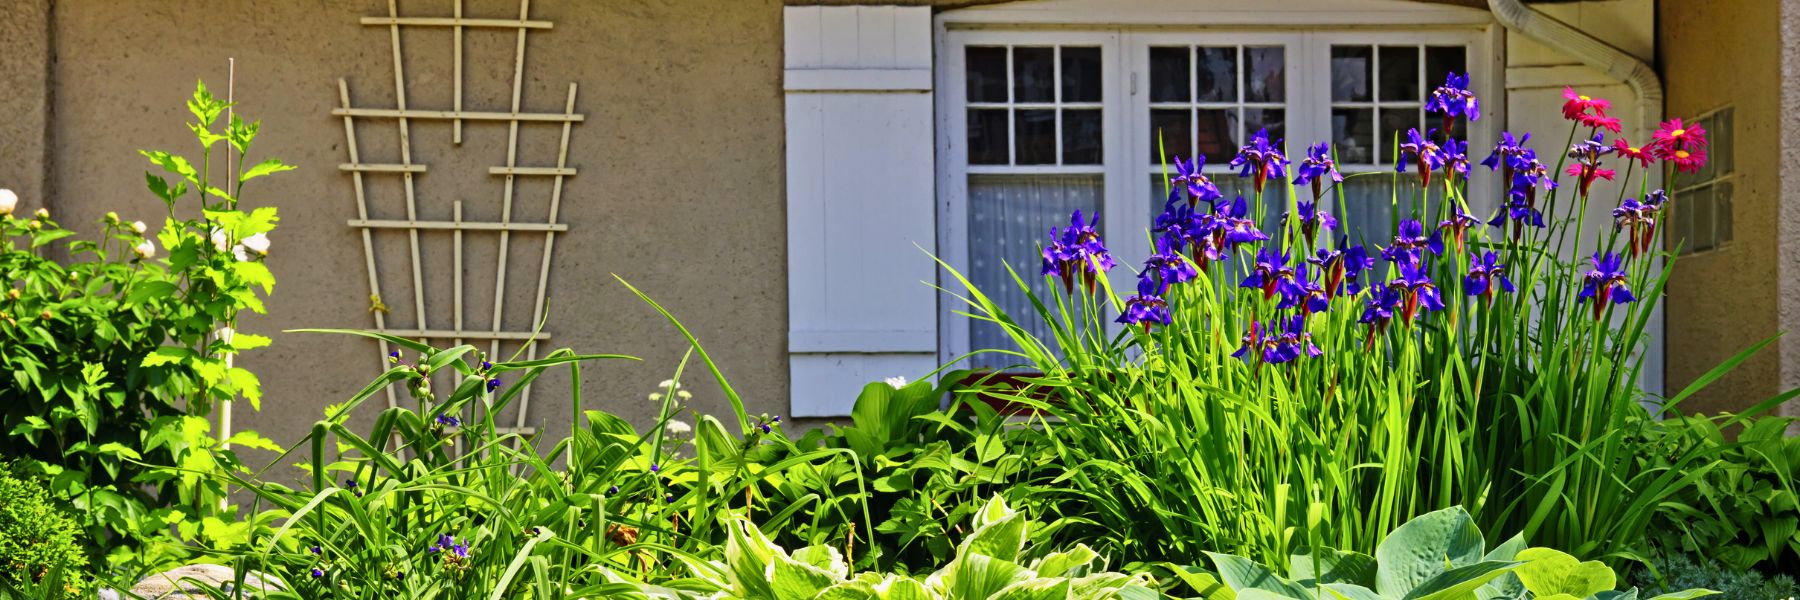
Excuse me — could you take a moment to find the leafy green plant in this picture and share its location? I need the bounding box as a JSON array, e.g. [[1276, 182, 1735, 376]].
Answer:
[[0, 466, 92, 599], [0, 79, 289, 575], [1200, 506, 1714, 600], [1635, 415, 1799, 573], [1627, 552, 1799, 600], [637, 494, 1160, 600]]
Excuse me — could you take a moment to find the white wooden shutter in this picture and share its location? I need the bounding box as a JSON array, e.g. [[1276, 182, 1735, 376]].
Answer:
[[784, 6, 937, 417]]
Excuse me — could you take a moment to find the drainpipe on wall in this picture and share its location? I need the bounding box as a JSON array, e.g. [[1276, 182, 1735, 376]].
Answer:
[[1486, 0, 1663, 134]]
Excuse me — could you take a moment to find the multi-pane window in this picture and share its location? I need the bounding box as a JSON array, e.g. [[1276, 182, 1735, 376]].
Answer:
[[1326, 44, 1466, 244], [963, 44, 1108, 361], [1669, 108, 1734, 254], [1145, 44, 1288, 221]]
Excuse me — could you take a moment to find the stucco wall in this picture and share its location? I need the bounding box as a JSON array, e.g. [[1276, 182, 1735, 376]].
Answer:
[[1661, 0, 1783, 415], [20, 0, 790, 459]]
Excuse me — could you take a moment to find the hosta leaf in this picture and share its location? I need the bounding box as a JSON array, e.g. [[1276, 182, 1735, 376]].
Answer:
[[948, 553, 1029, 600], [1290, 547, 1377, 588], [958, 496, 1027, 563], [872, 575, 932, 600], [1403, 560, 1520, 600], [772, 551, 840, 600], [1032, 544, 1098, 578], [1206, 552, 1315, 600], [1512, 548, 1613, 600], [793, 545, 850, 580], [724, 517, 780, 599], [1375, 506, 1486, 598], [990, 578, 1072, 600], [1642, 590, 1719, 600], [1475, 533, 1528, 600], [1321, 583, 1383, 600]]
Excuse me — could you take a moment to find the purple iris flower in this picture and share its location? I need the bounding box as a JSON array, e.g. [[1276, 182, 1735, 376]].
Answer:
[[1489, 195, 1546, 242], [1342, 244, 1377, 295], [1234, 316, 1320, 364], [1286, 200, 1338, 242], [310, 568, 324, 579], [1579, 252, 1636, 320], [1442, 139, 1470, 180], [1565, 132, 1618, 196], [1308, 248, 1344, 300], [1172, 155, 1223, 207], [1481, 131, 1531, 172], [1439, 207, 1480, 253], [1280, 264, 1332, 316], [1142, 237, 1199, 288], [1040, 210, 1117, 294], [1464, 251, 1515, 304], [1239, 247, 1295, 301], [1358, 284, 1401, 346], [1425, 72, 1480, 122], [1217, 196, 1269, 247], [1154, 191, 1203, 248], [1392, 260, 1445, 324], [1382, 219, 1444, 264], [1614, 194, 1665, 258], [1116, 276, 1173, 333], [1293, 142, 1342, 200], [1395, 128, 1445, 187], [1229, 128, 1290, 194]]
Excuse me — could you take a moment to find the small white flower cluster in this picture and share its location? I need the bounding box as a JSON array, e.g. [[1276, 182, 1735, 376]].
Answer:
[[211, 228, 271, 262], [664, 419, 692, 436], [647, 379, 693, 402], [884, 376, 908, 389]]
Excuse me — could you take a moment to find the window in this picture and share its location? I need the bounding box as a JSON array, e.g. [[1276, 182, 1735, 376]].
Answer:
[[940, 28, 1492, 364], [1669, 107, 1733, 254]]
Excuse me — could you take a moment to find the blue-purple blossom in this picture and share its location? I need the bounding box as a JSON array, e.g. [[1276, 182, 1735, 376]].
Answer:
[[1439, 207, 1479, 253], [1293, 142, 1342, 199], [1579, 252, 1636, 319], [1040, 210, 1117, 294], [311, 567, 324, 579], [1229, 128, 1290, 194], [1358, 284, 1402, 345], [1286, 200, 1337, 242], [1393, 260, 1445, 324], [1280, 264, 1332, 316], [1490, 195, 1546, 242], [1565, 132, 1617, 197], [1216, 197, 1269, 248], [1425, 72, 1480, 122], [434, 414, 461, 428], [1232, 316, 1319, 364], [1172, 155, 1223, 206], [1464, 251, 1515, 303], [1442, 139, 1470, 179], [1395, 128, 1445, 187], [1142, 237, 1198, 288], [1239, 247, 1295, 301], [1342, 244, 1377, 295], [1382, 219, 1444, 264], [486, 378, 502, 393], [1116, 277, 1173, 333], [1480, 131, 1531, 171]]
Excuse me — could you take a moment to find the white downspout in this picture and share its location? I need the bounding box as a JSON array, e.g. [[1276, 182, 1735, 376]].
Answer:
[[1486, 0, 1668, 399]]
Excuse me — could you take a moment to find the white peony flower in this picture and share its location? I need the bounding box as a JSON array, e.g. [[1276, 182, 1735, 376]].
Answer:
[[210, 228, 231, 253], [665, 420, 691, 436], [241, 232, 270, 256], [885, 376, 908, 389], [132, 239, 156, 259], [0, 189, 15, 216], [33, 207, 48, 219], [130, 220, 147, 235], [230, 244, 249, 262]]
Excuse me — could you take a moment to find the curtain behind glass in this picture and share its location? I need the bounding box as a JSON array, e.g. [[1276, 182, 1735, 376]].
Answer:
[[967, 174, 1104, 366], [1332, 175, 1432, 247]]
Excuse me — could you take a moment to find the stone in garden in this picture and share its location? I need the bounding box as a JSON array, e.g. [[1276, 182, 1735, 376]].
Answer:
[[128, 564, 285, 599]]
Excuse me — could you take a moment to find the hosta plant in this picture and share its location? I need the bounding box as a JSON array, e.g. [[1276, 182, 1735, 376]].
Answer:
[[1201, 506, 1714, 600], [636, 494, 1160, 600]]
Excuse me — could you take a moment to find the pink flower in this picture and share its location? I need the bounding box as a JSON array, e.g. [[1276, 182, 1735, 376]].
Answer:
[[1612, 139, 1654, 168], [1561, 87, 1612, 121], [1577, 113, 1623, 134], [1565, 163, 1616, 196], [1666, 147, 1708, 174], [1652, 118, 1709, 156]]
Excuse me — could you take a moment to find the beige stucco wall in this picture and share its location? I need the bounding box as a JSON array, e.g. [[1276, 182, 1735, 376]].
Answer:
[[1661, 0, 1783, 416], [6, 0, 791, 459]]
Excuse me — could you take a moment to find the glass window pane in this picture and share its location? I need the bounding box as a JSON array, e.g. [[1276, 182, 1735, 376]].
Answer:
[[1061, 47, 1103, 103], [1062, 109, 1103, 165], [1151, 108, 1193, 164], [1379, 46, 1421, 102], [1150, 46, 1191, 103], [1716, 180, 1733, 245], [1332, 108, 1375, 165], [1689, 184, 1716, 252], [1334, 177, 1433, 246], [1331, 46, 1373, 102], [967, 175, 1103, 360], [1377, 107, 1421, 165], [1197, 47, 1238, 102], [1016, 109, 1057, 164], [1713, 109, 1734, 174], [969, 109, 1010, 165], [1244, 46, 1285, 102], [966, 46, 1009, 103], [1245, 108, 1286, 151], [1196, 108, 1240, 164], [1014, 47, 1056, 103], [1425, 46, 1467, 93]]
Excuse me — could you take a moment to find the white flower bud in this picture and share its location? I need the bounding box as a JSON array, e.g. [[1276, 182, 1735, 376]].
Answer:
[[33, 207, 48, 220], [885, 376, 908, 389], [133, 239, 156, 259], [241, 232, 270, 256], [131, 221, 147, 235], [0, 189, 15, 216]]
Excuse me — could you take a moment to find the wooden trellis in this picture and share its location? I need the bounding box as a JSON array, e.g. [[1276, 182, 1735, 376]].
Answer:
[[335, 0, 581, 437]]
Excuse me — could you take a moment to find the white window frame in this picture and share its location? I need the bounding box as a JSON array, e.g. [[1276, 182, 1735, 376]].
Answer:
[[936, 14, 1502, 366]]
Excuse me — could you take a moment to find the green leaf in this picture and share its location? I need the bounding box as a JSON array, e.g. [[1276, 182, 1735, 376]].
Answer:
[[126, 281, 179, 305], [1033, 544, 1098, 578], [1642, 589, 1720, 600], [958, 495, 1027, 563], [230, 333, 272, 351], [1207, 552, 1316, 599], [96, 442, 141, 460], [1290, 547, 1377, 588], [142, 346, 193, 367], [872, 575, 931, 600], [791, 545, 849, 580], [1511, 548, 1614, 599], [948, 552, 1031, 600], [1375, 506, 1486, 598], [724, 517, 779, 599], [1403, 561, 1521, 600], [224, 431, 282, 452], [240, 158, 296, 183], [140, 150, 198, 184]]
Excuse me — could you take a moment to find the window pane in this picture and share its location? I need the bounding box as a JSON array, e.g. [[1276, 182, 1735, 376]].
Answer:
[[1016, 109, 1057, 164], [967, 175, 1103, 360], [1331, 46, 1373, 102], [1197, 47, 1238, 102], [1332, 108, 1375, 165], [1061, 47, 1103, 103], [1379, 46, 1421, 102], [966, 46, 1009, 103], [1063, 109, 1103, 165], [1713, 109, 1734, 174], [1716, 180, 1733, 246], [1689, 184, 1716, 252], [1151, 108, 1193, 163], [969, 109, 1010, 165], [1244, 46, 1285, 102], [1150, 46, 1191, 103], [1196, 108, 1239, 164], [1425, 46, 1467, 92], [1378, 107, 1421, 164], [1014, 47, 1056, 102], [1245, 108, 1286, 150]]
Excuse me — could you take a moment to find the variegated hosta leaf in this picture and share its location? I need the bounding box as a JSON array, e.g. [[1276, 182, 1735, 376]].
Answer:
[[1031, 544, 1099, 579], [1373, 506, 1486, 598], [725, 516, 782, 599], [794, 544, 851, 580], [1510, 548, 1614, 600], [949, 553, 1032, 600], [873, 574, 936, 600], [959, 496, 1028, 564], [988, 577, 1072, 600]]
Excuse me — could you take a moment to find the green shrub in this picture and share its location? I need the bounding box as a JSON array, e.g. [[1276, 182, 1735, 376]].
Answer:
[[1628, 552, 1798, 600], [0, 467, 91, 599], [0, 79, 288, 576], [1636, 415, 1799, 574]]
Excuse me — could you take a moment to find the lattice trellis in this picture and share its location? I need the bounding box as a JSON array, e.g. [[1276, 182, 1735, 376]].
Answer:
[[336, 0, 581, 436]]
